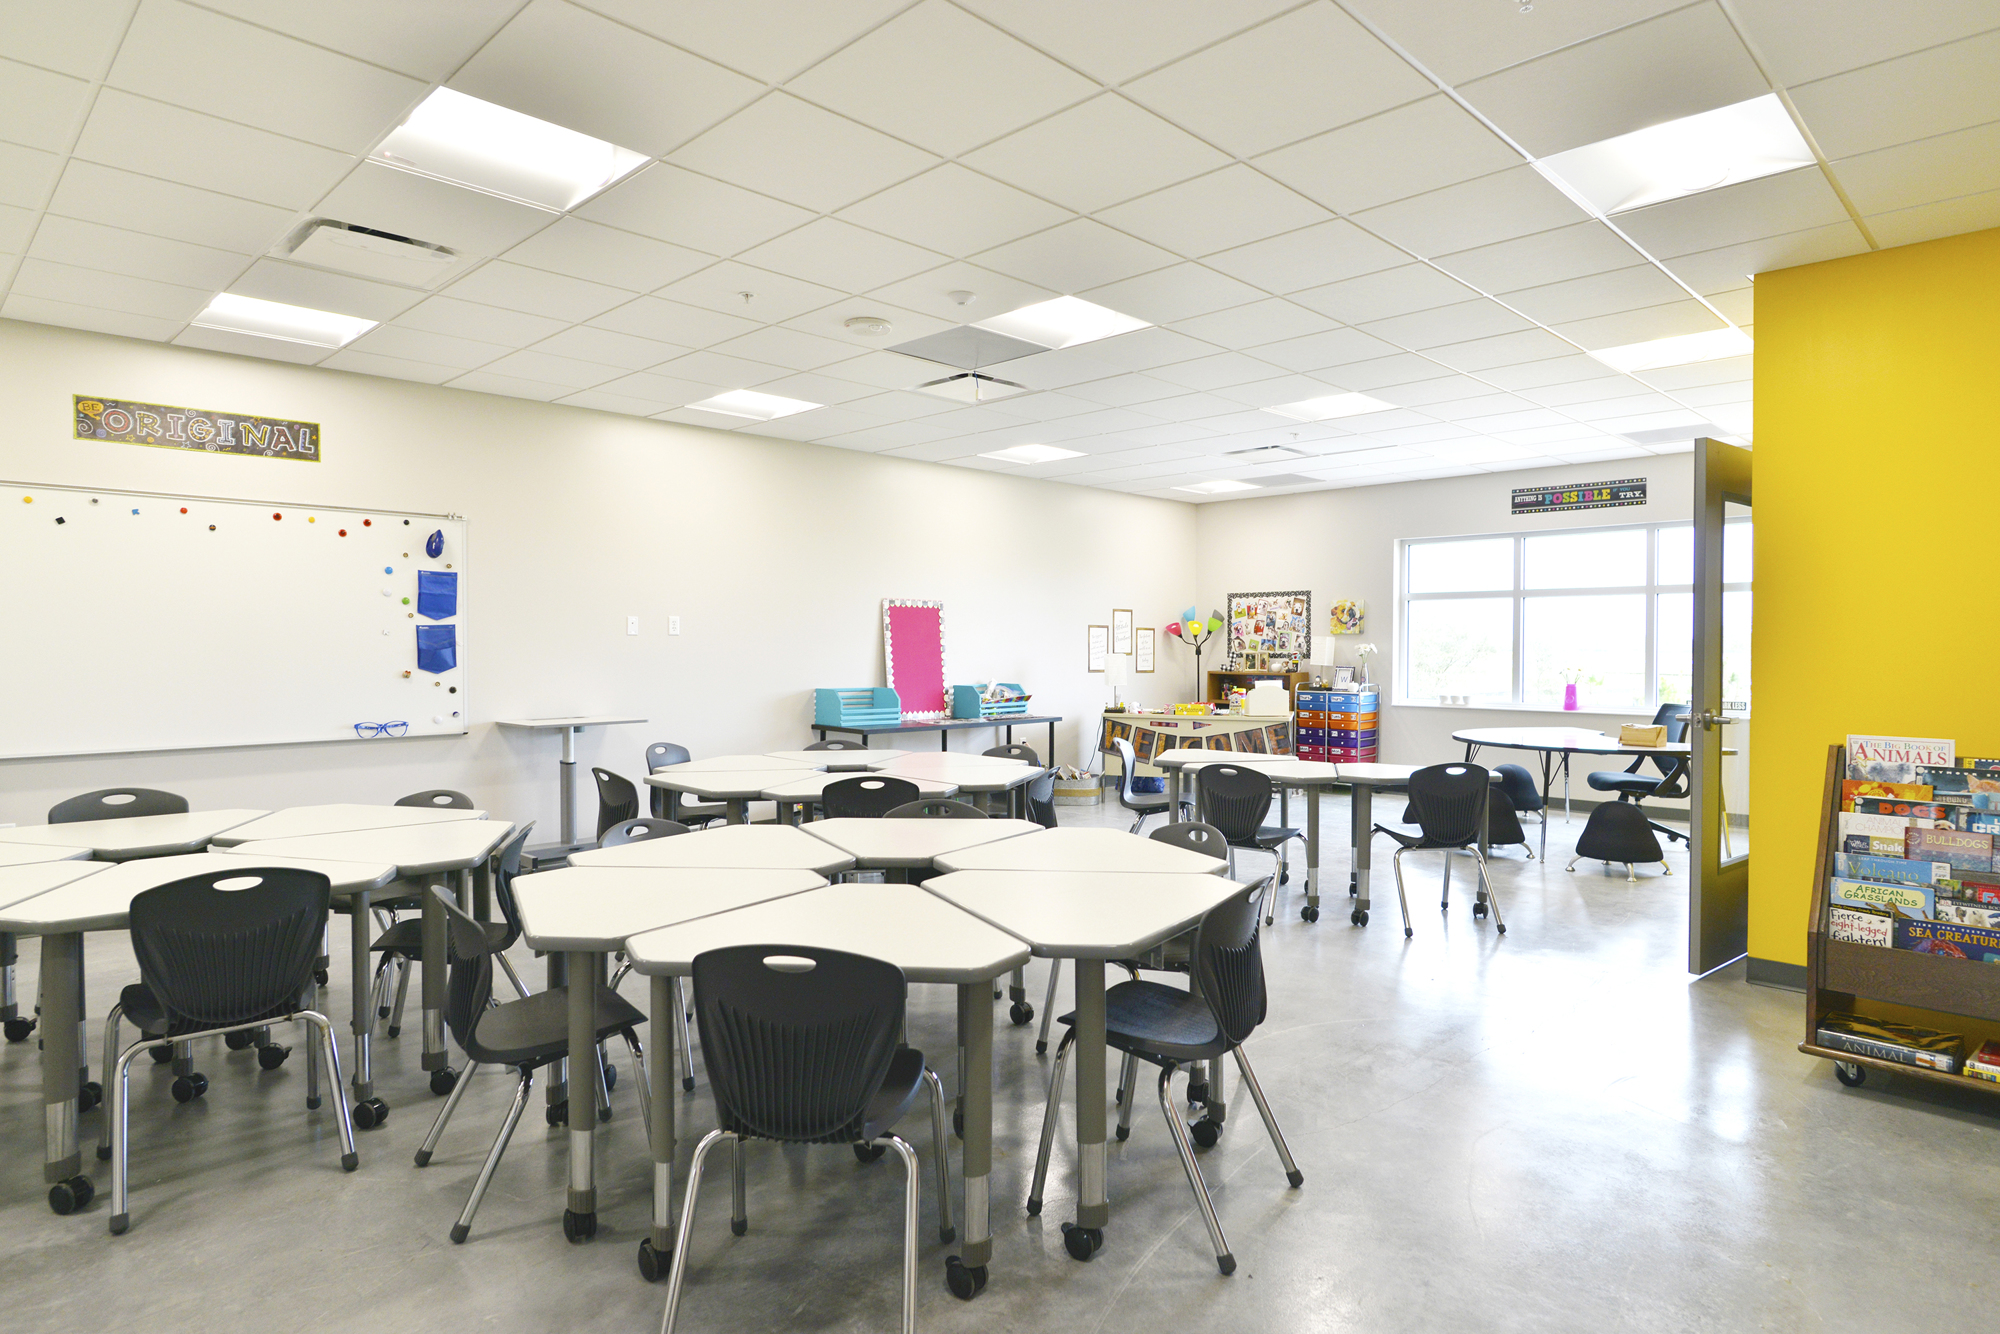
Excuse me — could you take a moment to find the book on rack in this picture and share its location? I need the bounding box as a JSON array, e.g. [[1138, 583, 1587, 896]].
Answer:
[[1839, 810, 1912, 839], [1956, 808, 2000, 836], [1833, 853, 1950, 885], [1847, 735, 1955, 782], [1830, 877, 1935, 918], [1957, 757, 2000, 773], [1828, 904, 1893, 947], [1850, 797, 1954, 824], [1942, 871, 2000, 905], [1816, 1012, 1963, 1072], [1843, 834, 1909, 857], [1965, 1041, 2000, 1083], [1933, 899, 2000, 930], [1918, 765, 2000, 796], [1905, 826, 1994, 872], [1841, 780, 1934, 811], [1894, 917, 2000, 964]]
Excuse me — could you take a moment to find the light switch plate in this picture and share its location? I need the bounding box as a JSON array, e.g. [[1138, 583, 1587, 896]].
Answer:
[[627, 616, 639, 635], [668, 616, 681, 635]]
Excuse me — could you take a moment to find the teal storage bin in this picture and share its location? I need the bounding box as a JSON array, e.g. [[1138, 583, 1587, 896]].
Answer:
[[814, 687, 901, 728]]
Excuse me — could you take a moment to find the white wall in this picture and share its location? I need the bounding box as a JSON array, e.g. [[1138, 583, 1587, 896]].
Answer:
[[0, 318, 1197, 829]]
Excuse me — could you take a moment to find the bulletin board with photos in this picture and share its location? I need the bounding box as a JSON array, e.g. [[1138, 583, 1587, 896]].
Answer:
[[1227, 590, 1312, 671]]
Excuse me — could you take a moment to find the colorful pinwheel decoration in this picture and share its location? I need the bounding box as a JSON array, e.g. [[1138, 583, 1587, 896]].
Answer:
[[1163, 606, 1224, 683]]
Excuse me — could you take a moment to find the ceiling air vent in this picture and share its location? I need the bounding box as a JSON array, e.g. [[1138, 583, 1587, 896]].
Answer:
[[913, 372, 1030, 403], [285, 219, 466, 290]]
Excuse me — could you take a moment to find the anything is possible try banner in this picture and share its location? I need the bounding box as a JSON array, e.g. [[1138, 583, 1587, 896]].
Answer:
[[1511, 477, 1646, 515], [74, 395, 320, 462]]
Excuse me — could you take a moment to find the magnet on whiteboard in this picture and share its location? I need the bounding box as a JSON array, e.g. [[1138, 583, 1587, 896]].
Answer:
[[402, 597, 410, 605], [384, 566, 393, 574], [381, 629, 390, 636], [432, 715, 443, 724], [132, 509, 139, 515], [382, 588, 392, 596], [402, 670, 411, 678], [426, 529, 443, 558]]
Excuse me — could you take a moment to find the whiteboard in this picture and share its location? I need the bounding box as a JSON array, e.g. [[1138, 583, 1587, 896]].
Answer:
[[0, 481, 468, 759]]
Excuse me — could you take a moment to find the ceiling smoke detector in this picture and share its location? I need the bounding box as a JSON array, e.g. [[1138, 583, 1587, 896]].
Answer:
[[844, 316, 894, 337]]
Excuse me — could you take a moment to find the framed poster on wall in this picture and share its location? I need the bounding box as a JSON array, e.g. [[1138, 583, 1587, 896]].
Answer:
[[1226, 590, 1311, 669], [1087, 624, 1109, 672], [1111, 608, 1133, 655], [1135, 626, 1155, 673]]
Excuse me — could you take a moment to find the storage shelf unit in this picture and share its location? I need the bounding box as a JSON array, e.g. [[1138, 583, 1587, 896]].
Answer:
[[1204, 669, 1307, 704], [1295, 687, 1378, 763]]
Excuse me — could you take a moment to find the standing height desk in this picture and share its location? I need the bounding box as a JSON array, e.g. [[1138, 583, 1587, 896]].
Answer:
[[496, 716, 646, 852], [811, 714, 1062, 763], [211, 803, 486, 845], [624, 883, 1031, 1298], [0, 845, 91, 1042]]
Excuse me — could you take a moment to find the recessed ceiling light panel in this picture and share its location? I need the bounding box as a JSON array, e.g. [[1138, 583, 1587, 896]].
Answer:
[[978, 444, 1085, 464], [1588, 327, 1752, 373], [1535, 95, 1814, 214], [684, 390, 822, 421], [973, 296, 1149, 351], [1263, 393, 1396, 422], [1172, 479, 1260, 495], [371, 87, 647, 213], [191, 293, 377, 347]]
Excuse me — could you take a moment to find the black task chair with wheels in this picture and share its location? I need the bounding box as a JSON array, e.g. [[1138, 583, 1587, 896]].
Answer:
[[600, 817, 690, 846], [1028, 882, 1301, 1275], [396, 789, 474, 810], [1371, 764, 1506, 938], [885, 799, 986, 819], [413, 887, 649, 1245], [1586, 705, 1691, 845], [983, 744, 1040, 765], [592, 768, 641, 840], [822, 775, 920, 819], [1196, 764, 1301, 925], [661, 945, 939, 1333], [645, 743, 729, 827], [49, 787, 188, 823], [1112, 737, 1178, 833], [102, 866, 357, 1233]]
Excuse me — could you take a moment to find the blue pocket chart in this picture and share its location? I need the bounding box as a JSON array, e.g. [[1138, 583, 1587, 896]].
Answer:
[[417, 569, 458, 620], [416, 624, 457, 674]]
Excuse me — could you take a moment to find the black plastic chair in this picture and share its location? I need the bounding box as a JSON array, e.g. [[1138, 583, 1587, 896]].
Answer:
[[413, 888, 649, 1244], [983, 744, 1040, 765], [49, 788, 187, 823], [646, 743, 729, 827], [592, 767, 640, 840], [1028, 883, 1301, 1275], [396, 789, 474, 810], [1112, 737, 1174, 833], [805, 738, 871, 752], [1025, 772, 1058, 830], [601, 817, 690, 846], [885, 799, 986, 819], [1400, 786, 1530, 856], [1586, 705, 1690, 845], [1566, 802, 1669, 882], [662, 945, 938, 1334], [1195, 764, 1301, 926], [104, 866, 356, 1233], [1371, 764, 1506, 937], [822, 776, 919, 819]]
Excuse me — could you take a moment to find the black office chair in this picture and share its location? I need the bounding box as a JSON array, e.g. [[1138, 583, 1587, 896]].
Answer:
[[822, 776, 919, 819], [1025, 772, 1058, 830], [413, 888, 649, 1245], [1196, 764, 1301, 925], [1112, 737, 1176, 833], [646, 742, 729, 827], [1371, 764, 1506, 938], [601, 817, 690, 846], [661, 945, 937, 1333], [1586, 705, 1690, 845], [102, 867, 357, 1232], [396, 789, 474, 810], [592, 767, 641, 840], [1027, 883, 1301, 1275], [1566, 802, 1669, 882], [885, 799, 986, 819], [48, 788, 188, 823], [983, 744, 1040, 765], [805, 738, 871, 752]]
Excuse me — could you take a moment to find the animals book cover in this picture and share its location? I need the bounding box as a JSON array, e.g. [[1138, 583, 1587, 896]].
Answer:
[[1846, 735, 1955, 782]]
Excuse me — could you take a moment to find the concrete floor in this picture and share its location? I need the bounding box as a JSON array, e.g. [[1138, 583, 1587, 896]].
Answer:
[[2, 794, 1995, 1333]]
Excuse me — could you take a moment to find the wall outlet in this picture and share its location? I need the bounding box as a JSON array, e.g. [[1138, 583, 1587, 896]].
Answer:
[[627, 616, 639, 636], [668, 616, 681, 635]]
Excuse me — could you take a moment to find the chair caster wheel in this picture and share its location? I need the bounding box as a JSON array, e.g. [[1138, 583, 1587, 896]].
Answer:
[[352, 1097, 389, 1129], [546, 1101, 567, 1127], [682, 1076, 695, 1092], [945, 1257, 987, 1300], [1061, 1223, 1104, 1261], [853, 1141, 887, 1164], [430, 1067, 458, 1096], [1280, 869, 1290, 885], [1350, 910, 1368, 926], [48, 1175, 94, 1214], [1301, 905, 1319, 922], [3, 1016, 36, 1042], [149, 1045, 175, 1065], [225, 1030, 256, 1050], [1834, 1061, 1866, 1088], [638, 1238, 670, 1282], [79, 1080, 102, 1113], [1008, 1001, 1034, 1026], [171, 1073, 208, 1103], [1190, 1118, 1222, 1148], [1186, 1081, 1208, 1107], [603, 1063, 617, 1090], [562, 1209, 596, 1242], [258, 1044, 290, 1070], [1473, 901, 1488, 919], [313, 968, 329, 986]]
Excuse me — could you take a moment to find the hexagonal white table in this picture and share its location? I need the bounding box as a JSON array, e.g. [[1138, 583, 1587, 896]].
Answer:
[[210, 803, 486, 845], [568, 824, 855, 875]]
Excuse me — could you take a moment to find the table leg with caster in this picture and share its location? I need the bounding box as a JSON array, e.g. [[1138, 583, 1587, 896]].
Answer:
[[1062, 958, 1108, 1262], [946, 981, 992, 1300], [1350, 784, 1373, 927], [42, 932, 92, 1213], [639, 973, 676, 1281], [1301, 786, 1321, 922], [563, 949, 598, 1242], [1, 931, 33, 1042], [546, 953, 567, 1120], [344, 889, 389, 1129], [420, 873, 461, 1085]]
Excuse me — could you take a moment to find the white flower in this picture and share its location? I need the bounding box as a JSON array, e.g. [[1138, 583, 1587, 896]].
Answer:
[[1355, 642, 1378, 658]]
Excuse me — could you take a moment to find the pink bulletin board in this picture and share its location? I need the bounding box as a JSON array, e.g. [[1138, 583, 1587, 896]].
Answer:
[[883, 599, 947, 719]]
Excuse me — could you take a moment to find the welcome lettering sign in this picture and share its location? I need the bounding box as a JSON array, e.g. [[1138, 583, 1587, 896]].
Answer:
[[75, 395, 320, 462]]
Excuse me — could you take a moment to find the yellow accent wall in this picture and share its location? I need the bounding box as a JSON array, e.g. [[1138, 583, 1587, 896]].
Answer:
[[1752, 225, 2000, 966]]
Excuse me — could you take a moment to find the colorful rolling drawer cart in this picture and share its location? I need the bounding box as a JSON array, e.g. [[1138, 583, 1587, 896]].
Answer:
[[1295, 687, 1378, 762]]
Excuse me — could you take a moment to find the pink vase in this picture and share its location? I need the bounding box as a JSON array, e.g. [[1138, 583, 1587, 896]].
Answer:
[[1563, 683, 1579, 711]]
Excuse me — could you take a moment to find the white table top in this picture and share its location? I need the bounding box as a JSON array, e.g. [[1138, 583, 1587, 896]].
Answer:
[[625, 884, 1031, 983], [0, 842, 93, 867], [885, 751, 1036, 773], [878, 763, 1044, 793], [513, 866, 826, 953], [1252, 758, 1350, 784], [761, 772, 960, 802], [655, 754, 817, 773], [0, 859, 109, 912], [1452, 726, 1689, 756], [648, 769, 813, 799], [219, 820, 515, 876], [1338, 762, 1500, 787], [567, 824, 856, 874], [932, 826, 1227, 875], [496, 716, 647, 730], [924, 871, 1252, 959], [0, 852, 399, 934], [0, 809, 269, 860], [1150, 748, 1293, 771], [764, 749, 907, 768], [800, 818, 1043, 868], [211, 803, 487, 845]]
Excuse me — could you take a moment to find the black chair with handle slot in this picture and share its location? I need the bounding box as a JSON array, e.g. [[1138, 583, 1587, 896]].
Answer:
[[1371, 763, 1506, 938], [982, 744, 1039, 765], [1585, 704, 1691, 845], [600, 818, 690, 846], [591, 768, 641, 842], [885, 800, 987, 820], [1195, 764, 1302, 925], [822, 776, 920, 820], [1112, 737, 1177, 834], [645, 743, 729, 828], [48, 788, 189, 824], [395, 789, 474, 810], [1025, 772, 1058, 830]]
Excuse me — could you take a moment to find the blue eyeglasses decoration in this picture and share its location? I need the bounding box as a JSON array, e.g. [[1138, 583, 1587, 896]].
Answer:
[[353, 721, 410, 739]]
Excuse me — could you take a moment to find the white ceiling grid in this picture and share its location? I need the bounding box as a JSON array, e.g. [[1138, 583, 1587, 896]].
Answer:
[[3, 0, 1997, 499]]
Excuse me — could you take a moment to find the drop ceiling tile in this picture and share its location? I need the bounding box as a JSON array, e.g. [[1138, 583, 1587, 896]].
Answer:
[[1451, 407, 1570, 433], [1458, 6, 1766, 157], [862, 263, 1055, 327], [992, 345, 1121, 388], [957, 0, 1297, 83], [478, 348, 622, 391], [1617, 170, 1851, 260], [12, 255, 209, 321], [736, 218, 945, 295], [1351, 166, 1589, 259], [709, 325, 861, 374], [351, 323, 510, 371], [1550, 300, 1724, 349], [1671, 381, 1753, 409], [1833, 119, 2000, 216], [319, 347, 459, 384], [1079, 265, 1268, 326], [0, 54, 91, 152], [1169, 299, 1335, 349], [1, 291, 181, 341], [1289, 264, 1482, 325], [748, 406, 897, 442], [1373, 373, 1509, 407], [107, 1, 424, 154], [814, 423, 931, 451], [1423, 326, 1575, 373], [1201, 221, 1412, 296], [1432, 221, 1647, 294], [972, 218, 1179, 293], [1137, 351, 1281, 392], [1865, 186, 2000, 249], [1358, 299, 1534, 350], [1661, 221, 1867, 293], [0, 141, 61, 210], [0, 0, 137, 79], [398, 294, 569, 346], [839, 390, 964, 422], [25, 215, 246, 290], [667, 93, 940, 214], [447, 369, 572, 402], [1131, 391, 1266, 423], [315, 162, 555, 258], [813, 349, 956, 392], [1494, 423, 1621, 446], [529, 324, 684, 371], [1483, 356, 1626, 391], [1426, 391, 1554, 420], [746, 371, 881, 407], [1057, 373, 1183, 409], [1499, 264, 1693, 325], [447, 260, 629, 322], [1255, 95, 1524, 215], [206, 0, 520, 79], [1790, 28, 2000, 159], [651, 349, 792, 390], [450, 0, 762, 159], [1210, 372, 1377, 409], [960, 94, 1233, 215], [0, 202, 31, 254], [575, 164, 813, 259], [504, 218, 713, 293], [1559, 392, 1684, 421], [172, 323, 331, 365], [1342, 0, 1684, 84], [1123, 4, 1434, 158], [589, 371, 718, 408], [1517, 375, 1648, 407], [655, 259, 846, 324], [587, 295, 760, 346], [555, 388, 677, 417], [1591, 408, 1711, 434], [72, 90, 356, 212], [577, 0, 908, 83], [787, 0, 1097, 158], [780, 296, 958, 354], [837, 166, 1072, 260], [1096, 165, 1332, 259], [230, 257, 426, 321], [1309, 351, 1452, 390], [1249, 327, 1402, 374], [1726, 0, 2000, 85], [655, 404, 762, 430], [1069, 326, 1219, 373]]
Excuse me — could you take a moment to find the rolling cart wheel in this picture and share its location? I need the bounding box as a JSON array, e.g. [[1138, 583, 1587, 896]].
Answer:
[[78, 1080, 102, 1113], [1008, 1001, 1034, 1026], [149, 1045, 175, 1065], [1350, 909, 1368, 927], [638, 1238, 669, 1282], [1186, 1080, 1208, 1107], [353, 1097, 389, 1129], [945, 1257, 987, 1300], [1834, 1062, 1866, 1088], [1473, 902, 1488, 919], [430, 1067, 458, 1097], [546, 1100, 567, 1127], [562, 1209, 596, 1242], [224, 1030, 256, 1050], [1301, 905, 1320, 922], [48, 1175, 94, 1215], [170, 1073, 208, 1103], [3, 1016, 36, 1042], [1061, 1223, 1104, 1261], [1190, 1119, 1222, 1148], [258, 1044, 290, 1070], [853, 1142, 887, 1164]]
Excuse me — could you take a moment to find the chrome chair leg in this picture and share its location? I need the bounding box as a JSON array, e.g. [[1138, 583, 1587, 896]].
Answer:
[[1036, 961, 1061, 1055], [1441, 849, 1453, 907], [1026, 1030, 1073, 1214], [673, 978, 695, 1091], [923, 1067, 954, 1243], [97, 1004, 123, 1161], [1231, 1044, 1302, 1186], [1157, 1064, 1235, 1275], [415, 1060, 478, 1167], [371, 953, 396, 1019], [730, 1134, 748, 1235], [387, 954, 414, 1038], [624, 1030, 652, 1135], [1115, 1051, 1137, 1141], [1390, 846, 1414, 938], [451, 1066, 532, 1244], [496, 951, 531, 1000], [1472, 848, 1507, 933], [884, 1134, 920, 1334], [307, 1011, 357, 1167], [661, 1128, 730, 1334], [593, 1041, 614, 1121], [108, 1036, 154, 1233]]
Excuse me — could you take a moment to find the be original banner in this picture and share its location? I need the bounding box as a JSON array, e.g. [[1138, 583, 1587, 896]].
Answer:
[[75, 395, 320, 462]]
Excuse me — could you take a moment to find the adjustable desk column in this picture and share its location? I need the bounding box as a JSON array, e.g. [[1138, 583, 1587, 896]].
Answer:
[[496, 716, 646, 852]]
